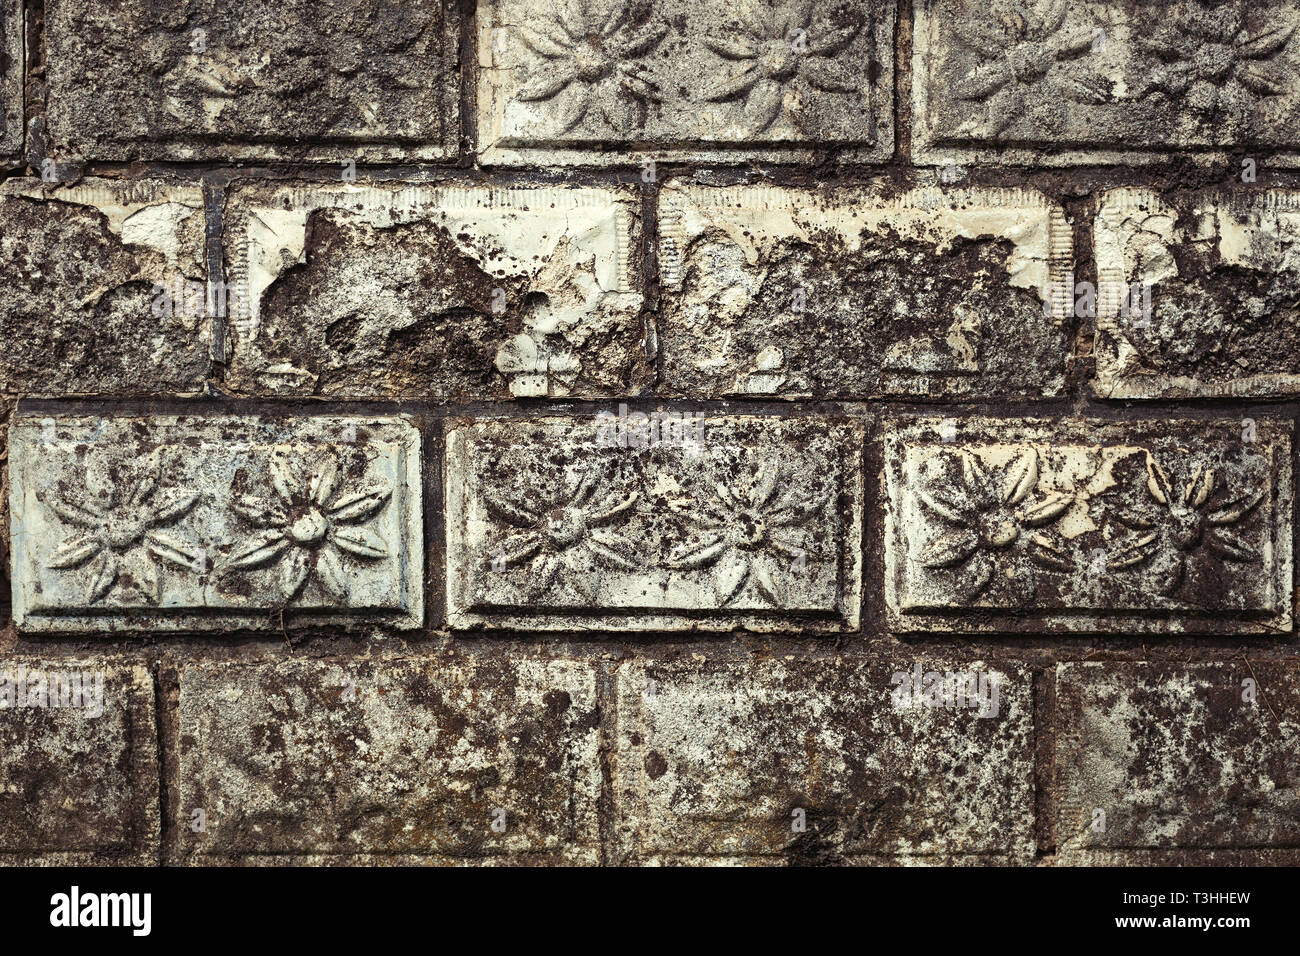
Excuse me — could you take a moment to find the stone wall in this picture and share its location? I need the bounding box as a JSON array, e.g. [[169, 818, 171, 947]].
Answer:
[[1, 0, 1299, 866]]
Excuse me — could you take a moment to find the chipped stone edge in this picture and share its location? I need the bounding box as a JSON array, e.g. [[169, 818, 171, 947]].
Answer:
[[444, 416, 864, 633], [46, 8, 459, 165], [1093, 187, 1300, 400], [882, 417, 1294, 635], [7, 414, 425, 632], [910, 1, 1300, 169], [0, 659, 158, 865], [474, 2, 894, 167]]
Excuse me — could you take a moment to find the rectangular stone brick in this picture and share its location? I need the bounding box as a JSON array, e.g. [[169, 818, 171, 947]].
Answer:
[[0, 179, 210, 396], [0, 658, 158, 864], [178, 657, 600, 862], [1057, 662, 1300, 853], [445, 413, 864, 631], [9, 413, 423, 632], [44, 0, 459, 162], [614, 658, 1034, 863], [658, 184, 1072, 398], [1, 0, 20, 158], [1095, 188, 1300, 399], [914, 0, 1300, 166], [224, 182, 646, 399], [884, 417, 1293, 634], [476, 0, 893, 166]]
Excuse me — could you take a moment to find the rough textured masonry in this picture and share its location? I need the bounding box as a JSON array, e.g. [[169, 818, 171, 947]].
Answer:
[[1, 0, 1298, 867]]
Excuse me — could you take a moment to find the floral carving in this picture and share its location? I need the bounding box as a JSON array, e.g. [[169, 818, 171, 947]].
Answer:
[[1135, 2, 1294, 138], [225, 452, 392, 603], [513, 1, 667, 133], [495, 332, 581, 398], [915, 449, 1074, 601], [42, 448, 201, 604], [484, 467, 639, 597], [667, 461, 818, 605], [702, 0, 864, 133], [948, 0, 1109, 136], [1106, 454, 1263, 596]]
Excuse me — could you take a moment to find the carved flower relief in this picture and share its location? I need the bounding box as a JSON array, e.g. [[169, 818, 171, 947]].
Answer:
[[1135, 2, 1295, 138], [666, 461, 820, 606], [482, 467, 639, 598], [42, 448, 202, 604], [702, 0, 864, 134], [914, 450, 1074, 602], [495, 332, 581, 398], [1106, 454, 1263, 597], [512, 1, 668, 133], [224, 453, 393, 603], [947, 0, 1110, 137]]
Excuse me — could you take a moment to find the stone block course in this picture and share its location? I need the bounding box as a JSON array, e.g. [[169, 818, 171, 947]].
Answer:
[[0, 0, 19, 159]]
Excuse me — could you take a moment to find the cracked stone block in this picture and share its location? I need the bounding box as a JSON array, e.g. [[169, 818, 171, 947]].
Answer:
[[178, 657, 601, 861], [614, 658, 1034, 863], [1057, 662, 1300, 853], [914, 0, 1300, 166], [883, 417, 1293, 634], [1, 0, 20, 159], [8, 414, 423, 632], [44, 0, 458, 163], [1095, 188, 1300, 399], [224, 183, 647, 399], [0, 658, 158, 864], [659, 184, 1073, 399], [445, 414, 865, 632], [0, 179, 211, 396], [476, 0, 893, 166]]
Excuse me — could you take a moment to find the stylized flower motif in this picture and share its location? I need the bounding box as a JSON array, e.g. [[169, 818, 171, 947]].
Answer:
[[666, 462, 818, 605], [484, 468, 639, 597], [512, 1, 667, 133], [949, 0, 1109, 136], [915, 450, 1074, 600], [1135, 2, 1294, 137], [225, 453, 392, 603], [42, 448, 201, 604], [701, 0, 863, 133], [495, 333, 581, 398], [1106, 454, 1262, 596]]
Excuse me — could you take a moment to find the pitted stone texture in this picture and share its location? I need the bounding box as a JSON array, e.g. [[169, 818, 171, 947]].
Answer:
[[0, 659, 158, 864], [884, 417, 1293, 634], [225, 183, 647, 399], [659, 184, 1072, 399], [914, 0, 1300, 166], [0, 0, 20, 158], [477, 0, 893, 165], [614, 659, 1034, 863], [1057, 662, 1300, 853], [178, 657, 601, 862], [44, 0, 458, 162], [446, 414, 864, 632], [9, 414, 422, 632], [1095, 189, 1300, 399], [0, 180, 210, 397]]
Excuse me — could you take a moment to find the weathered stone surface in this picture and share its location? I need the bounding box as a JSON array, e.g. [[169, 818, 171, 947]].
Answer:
[[0, 0, 20, 158], [477, 0, 893, 165], [614, 658, 1034, 863], [1057, 662, 1300, 853], [1095, 189, 1300, 399], [0, 179, 210, 396], [9, 414, 422, 631], [178, 657, 600, 861], [446, 414, 864, 631], [658, 184, 1072, 398], [884, 417, 1293, 634], [44, 0, 458, 162], [914, 0, 1300, 165], [0, 659, 158, 863], [224, 183, 647, 399]]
